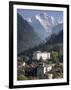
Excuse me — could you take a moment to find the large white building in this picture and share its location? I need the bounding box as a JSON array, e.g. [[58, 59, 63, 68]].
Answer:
[[33, 51, 50, 61]]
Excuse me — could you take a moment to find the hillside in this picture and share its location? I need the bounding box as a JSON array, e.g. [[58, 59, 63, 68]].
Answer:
[[17, 13, 43, 54], [19, 30, 63, 57]]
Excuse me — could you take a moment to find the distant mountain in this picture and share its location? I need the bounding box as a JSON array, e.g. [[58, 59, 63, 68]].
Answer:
[[17, 12, 63, 55], [17, 13, 43, 54], [26, 13, 58, 41]]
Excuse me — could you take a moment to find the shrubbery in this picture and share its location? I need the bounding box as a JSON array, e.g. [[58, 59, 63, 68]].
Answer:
[[17, 75, 28, 80]]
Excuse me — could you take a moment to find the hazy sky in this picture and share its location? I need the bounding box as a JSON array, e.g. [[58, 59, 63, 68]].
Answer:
[[17, 9, 63, 23]]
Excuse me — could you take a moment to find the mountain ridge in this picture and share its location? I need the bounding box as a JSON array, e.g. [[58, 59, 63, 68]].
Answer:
[[25, 13, 63, 41]]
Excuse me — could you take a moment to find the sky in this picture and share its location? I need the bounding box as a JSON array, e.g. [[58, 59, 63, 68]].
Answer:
[[17, 9, 63, 23]]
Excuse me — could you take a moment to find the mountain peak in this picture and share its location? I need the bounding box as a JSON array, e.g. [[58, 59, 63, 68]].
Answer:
[[26, 18, 32, 23], [24, 13, 62, 41], [26, 13, 58, 29], [35, 13, 57, 30]]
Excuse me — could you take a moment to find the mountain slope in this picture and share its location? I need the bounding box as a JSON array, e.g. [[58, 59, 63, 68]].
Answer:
[[52, 23, 63, 34], [21, 30, 63, 57], [17, 13, 43, 54], [46, 30, 63, 44]]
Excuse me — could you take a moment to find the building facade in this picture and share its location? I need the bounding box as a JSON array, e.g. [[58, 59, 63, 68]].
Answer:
[[33, 51, 50, 61]]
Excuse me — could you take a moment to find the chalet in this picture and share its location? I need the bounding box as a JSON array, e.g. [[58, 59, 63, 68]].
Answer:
[[33, 51, 50, 61]]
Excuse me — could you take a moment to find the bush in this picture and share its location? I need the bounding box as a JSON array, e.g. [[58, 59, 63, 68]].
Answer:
[[17, 75, 28, 80]]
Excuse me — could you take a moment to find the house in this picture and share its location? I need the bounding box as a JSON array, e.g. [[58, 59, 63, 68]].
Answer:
[[23, 62, 26, 67], [47, 65, 52, 72], [47, 73, 53, 79], [37, 63, 52, 79], [37, 63, 44, 79], [17, 56, 26, 76], [33, 51, 50, 61]]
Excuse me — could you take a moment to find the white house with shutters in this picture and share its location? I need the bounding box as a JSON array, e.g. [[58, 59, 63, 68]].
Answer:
[[33, 51, 50, 61]]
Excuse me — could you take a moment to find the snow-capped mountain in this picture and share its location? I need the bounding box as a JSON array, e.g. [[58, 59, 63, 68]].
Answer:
[[27, 13, 58, 29], [25, 13, 60, 41], [35, 13, 58, 29], [17, 12, 63, 54]]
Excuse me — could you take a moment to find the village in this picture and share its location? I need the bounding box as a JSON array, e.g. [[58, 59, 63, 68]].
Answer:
[[17, 51, 63, 80]]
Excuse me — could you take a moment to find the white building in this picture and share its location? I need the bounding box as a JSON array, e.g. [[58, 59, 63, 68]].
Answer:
[[33, 51, 50, 61], [43, 64, 52, 74], [37, 63, 45, 79], [47, 73, 53, 79], [47, 65, 52, 72], [37, 63, 52, 79], [23, 62, 26, 67]]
